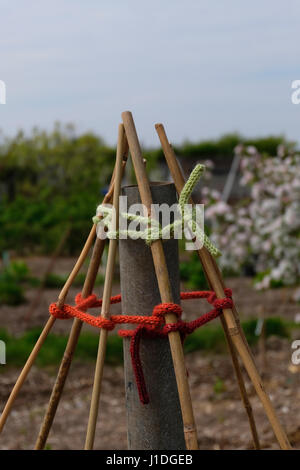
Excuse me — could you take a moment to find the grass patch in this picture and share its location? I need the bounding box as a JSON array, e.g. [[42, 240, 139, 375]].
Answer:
[[0, 261, 30, 305], [0, 317, 295, 369], [184, 316, 291, 354], [0, 327, 123, 368]]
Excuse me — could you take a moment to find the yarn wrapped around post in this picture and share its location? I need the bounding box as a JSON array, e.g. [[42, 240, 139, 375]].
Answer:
[[49, 288, 233, 404]]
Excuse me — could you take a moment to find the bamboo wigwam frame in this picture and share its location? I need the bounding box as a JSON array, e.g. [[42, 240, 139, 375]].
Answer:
[[0, 112, 292, 450]]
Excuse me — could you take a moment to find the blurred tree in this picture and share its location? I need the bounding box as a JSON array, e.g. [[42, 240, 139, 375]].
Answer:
[[0, 124, 115, 254]]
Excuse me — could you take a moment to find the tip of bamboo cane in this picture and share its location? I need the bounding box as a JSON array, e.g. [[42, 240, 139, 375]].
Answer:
[[121, 110, 132, 119], [155, 123, 163, 130]]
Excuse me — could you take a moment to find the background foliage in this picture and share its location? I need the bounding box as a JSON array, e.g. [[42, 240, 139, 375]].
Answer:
[[0, 124, 293, 256], [201, 145, 300, 289], [0, 124, 115, 254]]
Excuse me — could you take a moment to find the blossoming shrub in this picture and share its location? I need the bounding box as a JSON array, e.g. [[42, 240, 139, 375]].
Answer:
[[202, 146, 300, 289]]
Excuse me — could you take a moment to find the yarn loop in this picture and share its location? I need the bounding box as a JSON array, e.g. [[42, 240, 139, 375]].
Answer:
[[93, 164, 221, 257], [49, 288, 233, 404]]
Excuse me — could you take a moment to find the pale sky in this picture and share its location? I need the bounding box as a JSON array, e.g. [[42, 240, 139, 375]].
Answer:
[[1, 0, 300, 146]]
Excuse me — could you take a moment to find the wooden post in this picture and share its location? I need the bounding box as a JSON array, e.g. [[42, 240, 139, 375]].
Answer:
[[155, 123, 291, 450], [119, 182, 186, 450], [122, 111, 198, 450]]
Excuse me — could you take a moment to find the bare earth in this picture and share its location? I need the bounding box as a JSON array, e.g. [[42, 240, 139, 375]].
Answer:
[[0, 339, 299, 450], [0, 257, 299, 450]]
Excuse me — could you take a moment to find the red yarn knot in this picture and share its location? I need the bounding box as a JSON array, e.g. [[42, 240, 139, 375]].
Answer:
[[224, 288, 233, 298], [207, 292, 217, 304], [94, 317, 115, 330], [49, 302, 71, 320], [75, 293, 99, 310], [214, 297, 233, 311], [163, 319, 186, 335], [213, 289, 233, 311], [152, 302, 182, 319], [48, 287, 234, 405]]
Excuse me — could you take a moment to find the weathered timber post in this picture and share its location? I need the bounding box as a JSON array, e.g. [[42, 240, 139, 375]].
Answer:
[[119, 182, 186, 450]]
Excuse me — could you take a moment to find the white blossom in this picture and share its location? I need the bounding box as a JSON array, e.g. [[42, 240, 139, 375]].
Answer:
[[202, 147, 300, 290]]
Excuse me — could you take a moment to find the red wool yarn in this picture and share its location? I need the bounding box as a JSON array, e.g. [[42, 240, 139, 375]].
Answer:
[[49, 288, 233, 404]]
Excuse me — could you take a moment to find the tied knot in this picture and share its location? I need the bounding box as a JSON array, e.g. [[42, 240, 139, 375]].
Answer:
[[93, 164, 221, 257], [224, 288, 233, 298], [213, 293, 233, 311], [49, 302, 70, 320], [207, 292, 217, 304], [206, 288, 233, 309], [75, 293, 99, 310], [94, 317, 115, 330], [163, 319, 186, 335], [152, 302, 182, 320]]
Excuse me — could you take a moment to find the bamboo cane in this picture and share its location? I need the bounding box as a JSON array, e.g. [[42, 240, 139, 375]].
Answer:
[[34, 240, 105, 450], [122, 111, 198, 450], [155, 123, 260, 449], [85, 123, 125, 450], [34, 134, 128, 450], [0, 223, 96, 434], [0, 316, 55, 434], [155, 123, 291, 450], [257, 306, 267, 375]]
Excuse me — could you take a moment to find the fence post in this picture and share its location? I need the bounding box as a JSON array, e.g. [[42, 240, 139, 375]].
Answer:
[[119, 182, 186, 450]]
